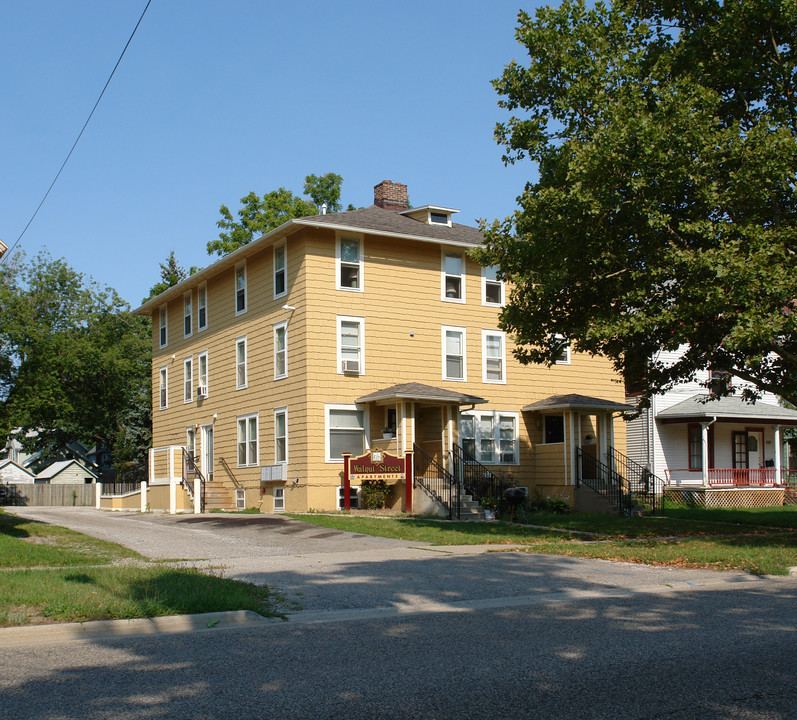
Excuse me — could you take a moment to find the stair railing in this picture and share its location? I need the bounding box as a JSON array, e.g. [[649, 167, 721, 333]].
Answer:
[[577, 448, 631, 515], [451, 443, 509, 510], [413, 443, 459, 519], [609, 447, 664, 514], [181, 448, 206, 512], [218, 457, 243, 489]]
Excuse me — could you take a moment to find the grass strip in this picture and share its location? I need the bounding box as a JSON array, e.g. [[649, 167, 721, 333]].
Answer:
[[0, 566, 279, 626]]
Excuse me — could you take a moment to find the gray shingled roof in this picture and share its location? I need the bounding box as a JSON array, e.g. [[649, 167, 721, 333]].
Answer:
[[135, 204, 485, 315], [657, 394, 797, 423], [521, 394, 634, 413], [356, 382, 487, 405], [295, 206, 485, 247]]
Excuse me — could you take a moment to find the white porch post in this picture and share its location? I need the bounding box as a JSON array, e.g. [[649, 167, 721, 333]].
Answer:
[[194, 477, 201, 514], [774, 424, 782, 482], [140, 480, 148, 512], [148, 447, 154, 484], [701, 423, 711, 485], [569, 411, 578, 486], [598, 414, 608, 463], [95, 483, 102, 509], [169, 446, 177, 515]]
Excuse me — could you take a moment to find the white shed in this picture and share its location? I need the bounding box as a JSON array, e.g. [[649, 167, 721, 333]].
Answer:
[[36, 460, 98, 484]]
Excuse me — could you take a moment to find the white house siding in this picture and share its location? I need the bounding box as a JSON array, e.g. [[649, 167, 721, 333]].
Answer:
[[0, 461, 35, 484]]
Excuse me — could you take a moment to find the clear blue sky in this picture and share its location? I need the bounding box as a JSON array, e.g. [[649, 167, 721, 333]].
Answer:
[[2, 1, 544, 307]]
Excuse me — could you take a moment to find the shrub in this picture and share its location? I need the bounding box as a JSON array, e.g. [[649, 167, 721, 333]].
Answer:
[[361, 478, 390, 510]]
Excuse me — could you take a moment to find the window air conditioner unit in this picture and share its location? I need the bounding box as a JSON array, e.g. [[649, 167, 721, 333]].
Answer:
[[196, 385, 208, 398], [341, 360, 360, 374]]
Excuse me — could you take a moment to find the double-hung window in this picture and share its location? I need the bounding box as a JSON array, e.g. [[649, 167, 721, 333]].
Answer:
[[274, 321, 287, 379], [275, 407, 287, 464], [274, 245, 286, 298], [235, 264, 247, 315], [183, 293, 192, 338], [186, 427, 196, 460], [482, 265, 503, 306], [159, 367, 168, 409], [236, 337, 247, 389], [159, 307, 168, 348], [338, 316, 364, 374], [237, 413, 259, 467], [198, 351, 208, 397], [689, 425, 703, 470], [197, 283, 207, 331], [337, 236, 362, 290], [459, 411, 518, 465], [482, 330, 506, 383], [442, 326, 466, 381], [183, 357, 193, 403], [442, 251, 465, 302], [326, 405, 367, 461], [553, 335, 571, 365]]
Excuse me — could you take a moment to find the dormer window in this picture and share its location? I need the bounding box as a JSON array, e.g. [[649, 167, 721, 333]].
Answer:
[[400, 205, 458, 227], [430, 212, 449, 225]]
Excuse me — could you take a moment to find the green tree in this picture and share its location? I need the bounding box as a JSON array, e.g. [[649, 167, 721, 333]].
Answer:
[[0, 251, 151, 474], [209, 172, 345, 256], [478, 0, 797, 407]]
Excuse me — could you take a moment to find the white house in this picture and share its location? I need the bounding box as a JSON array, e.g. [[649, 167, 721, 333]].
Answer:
[[36, 460, 98, 485], [0, 459, 36, 484], [626, 347, 797, 505]]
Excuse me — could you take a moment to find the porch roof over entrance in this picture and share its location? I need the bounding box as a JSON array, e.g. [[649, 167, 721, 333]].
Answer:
[[355, 382, 487, 406], [521, 393, 634, 413], [657, 394, 797, 425]]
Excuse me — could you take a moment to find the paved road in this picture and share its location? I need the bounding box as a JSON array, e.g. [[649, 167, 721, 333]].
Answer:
[[2, 507, 796, 719]]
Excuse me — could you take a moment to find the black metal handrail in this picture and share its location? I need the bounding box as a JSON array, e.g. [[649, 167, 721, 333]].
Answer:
[[413, 444, 459, 519], [451, 443, 509, 508], [609, 447, 662, 514], [218, 456, 243, 489], [577, 448, 630, 515], [182, 449, 206, 512]]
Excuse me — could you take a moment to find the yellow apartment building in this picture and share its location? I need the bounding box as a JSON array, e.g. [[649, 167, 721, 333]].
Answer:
[[133, 180, 630, 515]]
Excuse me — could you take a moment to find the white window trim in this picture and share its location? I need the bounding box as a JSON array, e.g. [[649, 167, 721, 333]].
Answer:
[[542, 414, 566, 445], [325, 403, 369, 463], [460, 410, 520, 466], [554, 335, 571, 365], [186, 427, 196, 458], [338, 485, 361, 510], [337, 315, 365, 375], [428, 210, 452, 227], [183, 356, 193, 404], [236, 336, 247, 390], [274, 244, 287, 300], [481, 265, 504, 307], [336, 233, 364, 292], [198, 350, 208, 397], [159, 307, 168, 348], [197, 282, 207, 332], [273, 486, 285, 512], [237, 412, 259, 468], [274, 406, 288, 464], [274, 321, 288, 380], [482, 329, 506, 384], [235, 262, 247, 316], [442, 325, 467, 382], [159, 366, 168, 410], [183, 292, 193, 338], [441, 250, 466, 303]]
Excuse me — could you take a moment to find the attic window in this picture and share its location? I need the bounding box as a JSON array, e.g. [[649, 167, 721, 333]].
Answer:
[[430, 211, 449, 225]]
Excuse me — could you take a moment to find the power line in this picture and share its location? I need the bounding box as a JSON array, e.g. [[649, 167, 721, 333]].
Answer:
[[0, 0, 153, 264]]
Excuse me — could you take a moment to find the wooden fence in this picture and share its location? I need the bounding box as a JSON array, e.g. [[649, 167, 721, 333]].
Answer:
[[0, 483, 97, 507]]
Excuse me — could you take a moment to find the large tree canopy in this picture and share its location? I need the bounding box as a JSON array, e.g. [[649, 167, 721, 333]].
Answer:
[[209, 172, 344, 256], [0, 251, 151, 478], [477, 0, 797, 406]]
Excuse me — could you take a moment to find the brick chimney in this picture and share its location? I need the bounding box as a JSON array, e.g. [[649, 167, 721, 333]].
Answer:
[[373, 180, 409, 211]]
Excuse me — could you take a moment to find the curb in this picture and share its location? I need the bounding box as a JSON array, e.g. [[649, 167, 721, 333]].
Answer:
[[0, 610, 274, 648]]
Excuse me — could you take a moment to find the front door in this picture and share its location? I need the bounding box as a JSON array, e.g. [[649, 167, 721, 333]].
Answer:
[[201, 424, 214, 481], [747, 430, 764, 471]]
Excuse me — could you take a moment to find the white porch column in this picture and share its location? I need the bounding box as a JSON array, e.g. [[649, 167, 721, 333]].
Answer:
[[598, 414, 608, 463], [140, 481, 148, 512], [95, 483, 102, 509], [609, 414, 615, 452], [774, 424, 782, 482], [701, 423, 711, 485], [148, 447, 154, 484], [169, 446, 177, 515], [194, 477, 201, 514]]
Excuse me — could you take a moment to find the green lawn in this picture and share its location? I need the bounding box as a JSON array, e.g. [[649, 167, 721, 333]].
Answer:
[[290, 506, 797, 576], [0, 510, 283, 627]]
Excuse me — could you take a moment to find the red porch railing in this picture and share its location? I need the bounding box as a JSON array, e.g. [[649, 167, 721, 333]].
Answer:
[[666, 468, 785, 487]]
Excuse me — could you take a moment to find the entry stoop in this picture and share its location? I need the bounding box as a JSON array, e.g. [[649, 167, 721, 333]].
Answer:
[[575, 485, 620, 515], [204, 481, 234, 511]]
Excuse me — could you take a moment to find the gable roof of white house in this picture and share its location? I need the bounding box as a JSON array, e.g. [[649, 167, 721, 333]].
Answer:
[[36, 459, 98, 480]]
